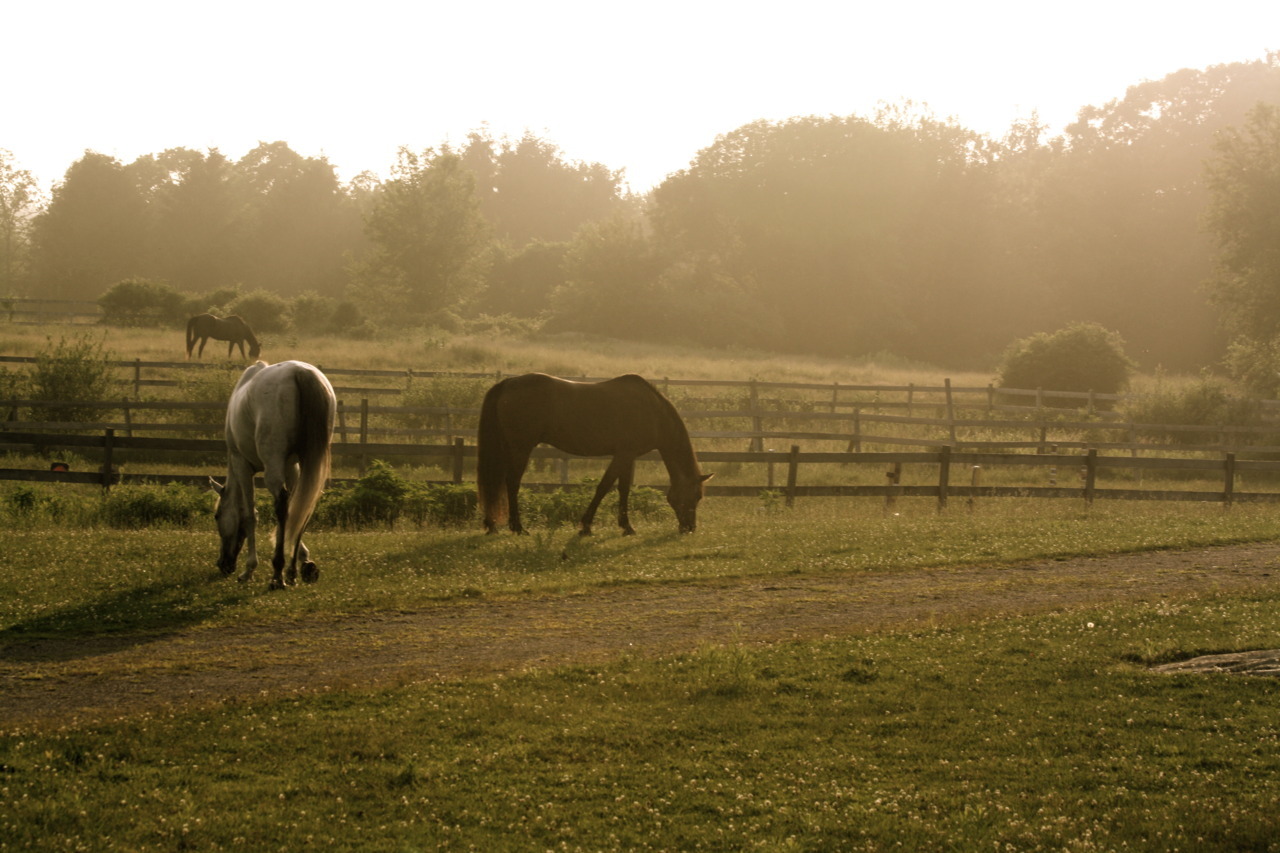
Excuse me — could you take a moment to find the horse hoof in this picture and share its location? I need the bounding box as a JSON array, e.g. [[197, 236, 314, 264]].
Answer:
[[301, 562, 319, 583]]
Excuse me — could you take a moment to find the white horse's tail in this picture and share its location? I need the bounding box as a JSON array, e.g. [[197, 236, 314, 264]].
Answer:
[[284, 366, 335, 565]]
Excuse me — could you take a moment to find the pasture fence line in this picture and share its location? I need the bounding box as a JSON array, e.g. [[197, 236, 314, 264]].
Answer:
[[1, 429, 1277, 512], [8, 354, 1280, 422], [6, 396, 1280, 459]]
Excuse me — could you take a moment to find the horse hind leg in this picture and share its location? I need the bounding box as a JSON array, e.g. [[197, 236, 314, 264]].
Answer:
[[580, 459, 626, 536], [270, 488, 292, 589]]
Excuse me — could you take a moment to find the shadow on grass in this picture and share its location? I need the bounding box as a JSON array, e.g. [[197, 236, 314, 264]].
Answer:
[[0, 570, 254, 662]]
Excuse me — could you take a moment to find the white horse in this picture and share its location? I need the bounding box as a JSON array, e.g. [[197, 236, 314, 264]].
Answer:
[[210, 360, 335, 589]]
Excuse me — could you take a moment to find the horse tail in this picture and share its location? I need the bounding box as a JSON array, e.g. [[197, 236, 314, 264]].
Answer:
[[476, 380, 509, 529], [284, 366, 335, 564], [185, 316, 197, 359]]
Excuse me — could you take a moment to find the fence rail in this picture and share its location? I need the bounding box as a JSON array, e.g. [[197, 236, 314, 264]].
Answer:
[[2, 429, 1276, 510]]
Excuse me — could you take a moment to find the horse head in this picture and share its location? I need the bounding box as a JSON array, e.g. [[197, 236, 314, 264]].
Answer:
[[209, 477, 246, 576], [248, 340, 262, 359], [668, 472, 713, 533]]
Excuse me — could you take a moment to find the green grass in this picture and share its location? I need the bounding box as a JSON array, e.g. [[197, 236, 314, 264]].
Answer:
[[3, 499, 1280, 638], [2, 595, 1279, 850]]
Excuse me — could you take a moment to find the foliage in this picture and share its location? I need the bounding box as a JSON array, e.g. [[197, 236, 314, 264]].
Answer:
[[102, 482, 210, 528], [1205, 101, 1280, 393], [314, 460, 477, 529], [520, 479, 665, 528], [0, 148, 40, 291], [996, 322, 1135, 397], [1123, 375, 1265, 444], [97, 277, 186, 326], [349, 148, 492, 325], [228, 288, 290, 334], [461, 130, 628, 245], [26, 334, 115, 423]]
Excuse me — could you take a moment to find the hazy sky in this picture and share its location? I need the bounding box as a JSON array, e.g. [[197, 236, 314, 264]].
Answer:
[[6, 1, 1277, 193]]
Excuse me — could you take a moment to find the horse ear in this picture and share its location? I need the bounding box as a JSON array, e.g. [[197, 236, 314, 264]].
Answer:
[[208, 476, 224, 496], [701, 473, 714, 483]]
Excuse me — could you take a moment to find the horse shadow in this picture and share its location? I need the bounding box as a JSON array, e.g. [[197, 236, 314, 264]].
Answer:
[[0, 571, 253, 663]]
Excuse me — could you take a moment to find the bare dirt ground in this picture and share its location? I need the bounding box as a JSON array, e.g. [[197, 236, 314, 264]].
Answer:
[[4, 542, 1280, 730]]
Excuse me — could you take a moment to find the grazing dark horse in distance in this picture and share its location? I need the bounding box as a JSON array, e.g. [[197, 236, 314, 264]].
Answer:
[[477, 373, 713, 535], [210, 360, 335, 589], [186, 313, 262, 360]]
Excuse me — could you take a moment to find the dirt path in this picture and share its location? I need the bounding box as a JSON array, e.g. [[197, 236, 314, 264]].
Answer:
[[4, 542, 1280, 729]]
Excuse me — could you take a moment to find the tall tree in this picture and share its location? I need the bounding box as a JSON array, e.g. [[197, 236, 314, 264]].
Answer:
[[0, 149, 41, 292], [1205, 101, 1280, 392], [237, 141, 366, 297], [350, 147, 490, 324], [463, 130, 627, 246], [29, 152, 148, 300]]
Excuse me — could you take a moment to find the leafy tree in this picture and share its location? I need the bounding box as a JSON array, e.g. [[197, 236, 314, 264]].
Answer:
[[97, 277, 185, 326], [236, 141, 366, 297], [462, 130, 627, 246], [29, 153, 148, 300], [996, 323, 1135, 397], [144, 149, 247, 292], [478, 240, 568, 317], [1205, 101, 1280, 393], [0, 149, 40, 292], [350, 147, 491, 324], [547, 215, 668, 339], [27, 334, 115, 424]]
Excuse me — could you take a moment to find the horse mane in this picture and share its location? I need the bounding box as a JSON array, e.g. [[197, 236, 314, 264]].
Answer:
[[623, 375, 703, 477]]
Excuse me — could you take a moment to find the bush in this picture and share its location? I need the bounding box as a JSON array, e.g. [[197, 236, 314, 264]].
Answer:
[[228, 289, 291, 334], [102, 483, 209, 528], [181, 286, 242, 318], [315, 461, 477, 529], [997, 323, 1135, 400], [290, 292, 338, 334], [28, 334, 115, 424], [1123, 376, 1264, 445], [98, 278, 186, 327]]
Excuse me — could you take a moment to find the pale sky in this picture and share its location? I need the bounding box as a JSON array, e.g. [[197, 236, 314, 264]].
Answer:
[[5, 1, 1278, 194]]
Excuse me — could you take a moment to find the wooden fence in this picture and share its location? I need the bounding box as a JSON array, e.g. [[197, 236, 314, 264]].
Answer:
[[2, 429, 1277, 510]]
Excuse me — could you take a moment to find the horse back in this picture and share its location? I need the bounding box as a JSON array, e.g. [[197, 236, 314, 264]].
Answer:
[[495, 373, 675, 456]]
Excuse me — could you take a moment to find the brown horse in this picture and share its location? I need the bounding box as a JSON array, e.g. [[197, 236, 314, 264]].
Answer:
[[186, 313, 262, 360], [477, 373, 712, 535]]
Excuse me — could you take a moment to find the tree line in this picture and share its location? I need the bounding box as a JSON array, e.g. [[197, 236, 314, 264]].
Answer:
[[2, 55, 1279, 387]]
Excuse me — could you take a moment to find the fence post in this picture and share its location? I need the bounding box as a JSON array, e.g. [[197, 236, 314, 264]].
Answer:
[[359, 398, 369, 474], [944, 378, 956, 443], [122, 399, 133, 438], [884, 462, 902, 514], [968, 465, 981, 512], [1224, 452, 1236, 509], [986, 383, 994, 415], [937, 445, 951, 512], [452, 437, 465, 484], [337, 400, 348, 443], [750, 379, 763, 452], [134, 359, 142, 400], [846, 408, 862, 453], [1084, 448, 1097, 506], [101, 428, 115, 491], [785, 444, 800, 507], [907, 383, 915, 417]]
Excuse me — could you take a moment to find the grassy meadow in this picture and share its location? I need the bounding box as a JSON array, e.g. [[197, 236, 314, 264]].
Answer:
[[4, 324, 1280, 849]]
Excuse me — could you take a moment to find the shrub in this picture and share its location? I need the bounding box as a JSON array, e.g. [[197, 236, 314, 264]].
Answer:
[[398, 377, 489, 431], [98, 278, 186, 327], [27, 334, 115, 424], [997, 323, 1135, 400], [290, 292, 338, 334], [1123, 376, 1264, 445], [174, 363, 242, 426], [181, 286, 242, 318], [228, 289, 291, 334], [315, 461, 477, 529], [102, 483, 209, 528]]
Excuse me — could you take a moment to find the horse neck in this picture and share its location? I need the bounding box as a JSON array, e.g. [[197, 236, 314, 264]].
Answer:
[[656, 418, 701, 483]]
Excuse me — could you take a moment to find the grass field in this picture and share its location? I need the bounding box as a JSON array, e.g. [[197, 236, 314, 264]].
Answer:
[[4, 325, 1280, 849]]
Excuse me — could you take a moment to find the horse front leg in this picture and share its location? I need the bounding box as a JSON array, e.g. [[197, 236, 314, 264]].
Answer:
[[616, 460, 637, 535], [580, 458, 624, 536]]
